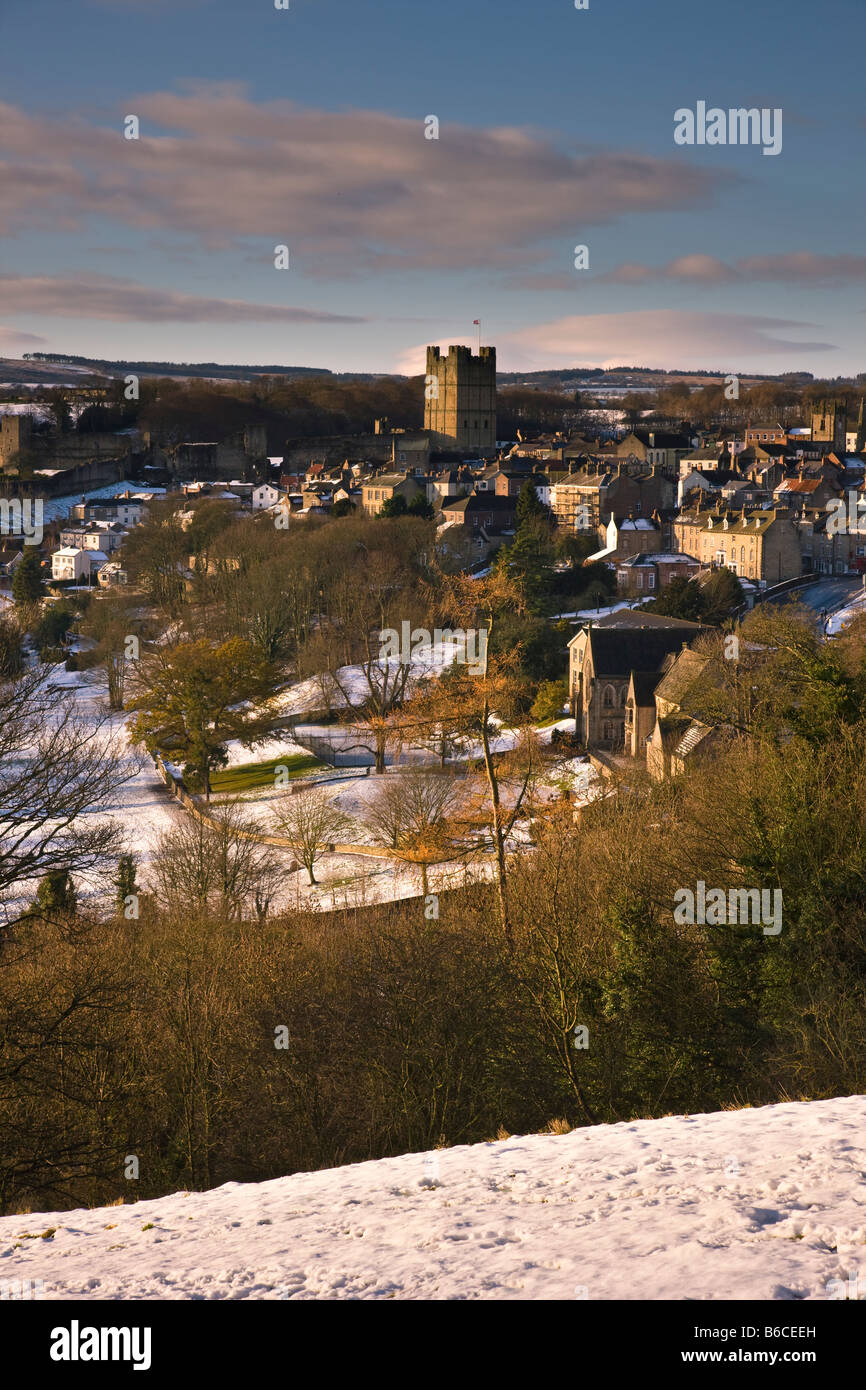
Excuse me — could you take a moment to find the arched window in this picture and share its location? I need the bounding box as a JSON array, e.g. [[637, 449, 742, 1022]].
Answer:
[[602, 684, 616, 709]]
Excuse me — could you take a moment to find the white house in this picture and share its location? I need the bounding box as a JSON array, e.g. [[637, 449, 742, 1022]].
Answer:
[[52, 547, 89, 583], [58, 522, 126, 553], [252, 483, 281, 511]]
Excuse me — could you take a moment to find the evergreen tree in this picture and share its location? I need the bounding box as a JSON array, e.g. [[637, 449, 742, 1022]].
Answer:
[[379, 494, 408, 517], [12, 548, 44, 604], [115, 854, 138, 914], [514, 479, 550, 526], [497, 482, 555, 612], [701, 568, 745, 624], [407, 493, 434, 519], [34, 869, 77, 919], [646, 576, 705, 621]]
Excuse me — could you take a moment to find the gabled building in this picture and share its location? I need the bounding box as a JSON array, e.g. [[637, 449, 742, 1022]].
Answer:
[[646, 645, 719, 780], [587, 514, 665, 564], [51, 546, 89, 583], [616, 550, 700, 595], [772, 476, 838, 515], [361, 470, 425, 516], [672, 507, 801, 584], [568, 611, 706, 751]]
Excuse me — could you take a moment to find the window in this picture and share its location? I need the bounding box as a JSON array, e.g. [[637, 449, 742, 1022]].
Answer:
[[602, 684, 616, 709]]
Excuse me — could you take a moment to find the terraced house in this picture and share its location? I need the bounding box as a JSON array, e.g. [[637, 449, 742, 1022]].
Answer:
[[672, 507, 801, 584]]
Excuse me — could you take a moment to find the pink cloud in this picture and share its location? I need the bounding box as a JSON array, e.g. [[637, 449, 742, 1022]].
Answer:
[[0, 274, 364, 324], [0, 89, 730, 272], [599, 251, 866, 286], [497, 310, 835, 372], [0, 325, 48, 352]]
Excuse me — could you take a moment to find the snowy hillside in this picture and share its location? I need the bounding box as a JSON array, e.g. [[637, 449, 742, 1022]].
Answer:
[[2, 1096, 864, 1300]]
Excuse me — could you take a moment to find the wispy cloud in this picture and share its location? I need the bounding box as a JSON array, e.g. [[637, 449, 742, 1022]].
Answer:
[[0, 87, 732, 273], [0, 325, 48, 352], [478, 310, 836, 373], [0, 274, 365, 324], [599, 252, 866, 286]]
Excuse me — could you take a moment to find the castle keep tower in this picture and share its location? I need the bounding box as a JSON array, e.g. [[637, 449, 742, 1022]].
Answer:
[[424, 345, 496, 452]]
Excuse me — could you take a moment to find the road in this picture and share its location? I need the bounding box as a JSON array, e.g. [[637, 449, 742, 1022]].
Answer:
[[764, 575, 862, 629]]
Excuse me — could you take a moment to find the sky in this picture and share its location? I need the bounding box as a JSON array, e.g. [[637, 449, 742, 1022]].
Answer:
[[0, 0, 864, 376]]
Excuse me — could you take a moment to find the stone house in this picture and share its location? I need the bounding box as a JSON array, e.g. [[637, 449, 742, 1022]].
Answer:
[[772, 476, 838, 515], [646, 647, 718, 780], [672, 507, 801, 585], [568, 611, 706, 751], [361, 470, 425, 516]]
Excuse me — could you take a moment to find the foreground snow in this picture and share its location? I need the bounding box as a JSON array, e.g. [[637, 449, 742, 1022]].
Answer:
[[3, 1096, 863, 1300]]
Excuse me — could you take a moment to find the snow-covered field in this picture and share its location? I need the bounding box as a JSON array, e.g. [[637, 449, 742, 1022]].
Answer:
[[3, 1095, 863, 1300], [8, 661, 598, 917], [267, 636, 485, 719]]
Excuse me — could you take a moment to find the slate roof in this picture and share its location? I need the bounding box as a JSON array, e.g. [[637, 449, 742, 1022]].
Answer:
[[653, 647, 710, 706], [587, 626, 702, 679], [628, 670, 661, 706]]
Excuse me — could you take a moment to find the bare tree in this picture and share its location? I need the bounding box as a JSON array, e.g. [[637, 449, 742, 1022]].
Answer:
[[151, 802, 282, 921], [362, 766, 463, 894], [360, 773, 408, 850], [402, 570, 539, 945], [0, 666, 135, 933], [272, 786, 354, 885], [298, 522, 434, 772]]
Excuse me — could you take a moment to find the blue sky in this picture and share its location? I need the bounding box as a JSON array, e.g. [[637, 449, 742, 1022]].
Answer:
[[1, 0, 864, 374]]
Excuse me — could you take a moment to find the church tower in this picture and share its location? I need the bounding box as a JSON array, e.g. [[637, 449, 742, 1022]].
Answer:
[[811, 399, 847, 451], [424, 345, 496, 453]]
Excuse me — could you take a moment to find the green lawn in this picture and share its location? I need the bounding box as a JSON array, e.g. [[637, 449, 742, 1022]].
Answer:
[[210, 753, 326, 793]]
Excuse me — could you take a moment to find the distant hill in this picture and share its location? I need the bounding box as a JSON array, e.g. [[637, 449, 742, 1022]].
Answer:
[[18, 354, 344, 382]]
